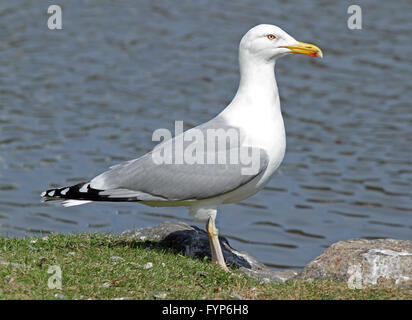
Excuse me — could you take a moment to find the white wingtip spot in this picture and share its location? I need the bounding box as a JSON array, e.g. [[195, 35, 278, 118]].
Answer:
[[62, 200, 92, 207], [41, 191, 47, 197], [61, 188, 69, 195], [79, 183, 89, 193], [49, 190, 55, 197]]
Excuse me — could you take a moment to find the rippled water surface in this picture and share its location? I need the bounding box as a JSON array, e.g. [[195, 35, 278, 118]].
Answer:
[[0, 1, 411, 270]]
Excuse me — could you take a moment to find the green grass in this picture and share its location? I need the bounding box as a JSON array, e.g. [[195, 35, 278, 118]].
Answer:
[[0, 233, 411, 300]]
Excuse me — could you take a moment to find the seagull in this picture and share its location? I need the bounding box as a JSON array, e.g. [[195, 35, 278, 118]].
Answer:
[[41, 24, 322, 271]]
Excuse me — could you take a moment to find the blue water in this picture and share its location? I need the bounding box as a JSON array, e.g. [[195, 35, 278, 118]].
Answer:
[[0, 0, 411, 270]]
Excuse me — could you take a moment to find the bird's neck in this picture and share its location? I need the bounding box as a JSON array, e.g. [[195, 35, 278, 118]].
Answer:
[[220, 58, 281, 121], [238, 59, 278, 96]]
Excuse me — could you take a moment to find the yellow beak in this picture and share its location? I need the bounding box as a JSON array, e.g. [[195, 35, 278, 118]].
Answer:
[[280, 41, 323, 58]]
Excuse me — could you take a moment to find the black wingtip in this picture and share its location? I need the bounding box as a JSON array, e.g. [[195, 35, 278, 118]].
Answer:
[[41, 182, 88, 200]]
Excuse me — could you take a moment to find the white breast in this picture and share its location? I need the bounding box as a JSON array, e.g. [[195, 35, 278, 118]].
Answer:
[[216, 99, 286, 204]]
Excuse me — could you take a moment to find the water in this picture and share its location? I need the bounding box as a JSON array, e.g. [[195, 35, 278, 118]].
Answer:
[[0, 0, 411, 270]]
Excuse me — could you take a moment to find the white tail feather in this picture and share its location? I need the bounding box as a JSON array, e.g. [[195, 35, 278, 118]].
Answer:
[[62, 200, 92, 207]]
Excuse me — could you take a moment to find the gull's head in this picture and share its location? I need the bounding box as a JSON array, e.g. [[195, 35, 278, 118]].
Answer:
[[239, 24, 323, 63]]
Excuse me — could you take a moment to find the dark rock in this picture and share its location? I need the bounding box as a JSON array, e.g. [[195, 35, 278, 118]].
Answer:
[[298, 239, 412, 289], [122, 222, 297, 283]]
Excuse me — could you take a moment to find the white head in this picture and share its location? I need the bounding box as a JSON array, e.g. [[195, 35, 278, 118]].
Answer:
[[239, 24, 322, 64]]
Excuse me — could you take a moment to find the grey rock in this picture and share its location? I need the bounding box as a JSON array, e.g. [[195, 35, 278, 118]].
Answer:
[[299, 239, 412, 289], [122, 222, 297, 283]]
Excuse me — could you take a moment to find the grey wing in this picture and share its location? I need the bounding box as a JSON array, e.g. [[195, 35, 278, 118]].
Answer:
[[89, 118, 269, 201]]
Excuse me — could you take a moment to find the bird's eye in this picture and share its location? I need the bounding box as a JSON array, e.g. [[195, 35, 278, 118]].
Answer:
[[267, 34, 276, 40]]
